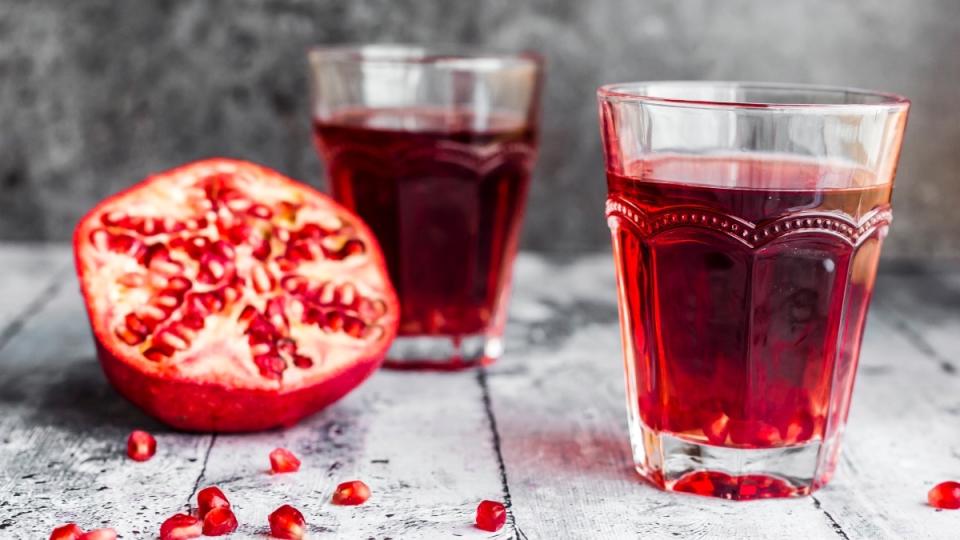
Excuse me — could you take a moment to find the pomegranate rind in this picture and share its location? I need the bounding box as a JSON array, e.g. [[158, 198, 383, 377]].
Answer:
[[74, 158, 398, 432]]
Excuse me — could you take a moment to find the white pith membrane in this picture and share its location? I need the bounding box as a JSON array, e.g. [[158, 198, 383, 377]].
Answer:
[[76, 160, 396, 391]]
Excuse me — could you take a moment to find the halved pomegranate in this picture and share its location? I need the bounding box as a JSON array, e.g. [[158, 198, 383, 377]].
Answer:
[[74, 159, 398, 431]]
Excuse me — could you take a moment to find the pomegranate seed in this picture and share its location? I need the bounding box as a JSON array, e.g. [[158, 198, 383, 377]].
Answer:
[[184, 236, 211, 259], [225, 197, 252, 212], [254, 355, 287, 379], [202, 507, 238, 536], [343, 316, 366, 338], [100, 210, 127, 227], [49, 523, 84, 540], [115, 325, 146, 346], [331, 480, 370, 505], [325, 311, 344, 332], [475, 500, 507, 532], [326, 238, 364, 260], [248, 204, 274, 219], [144, 345, 175, 362], [317, 282, 335, 305], [197, 486, 231, 519], [268, 504, 306, 539], [280, 275, 308, 294], [167, 276, 192, 292], [252, 239, 272, 260], [211, 240, 236, 260], [125, 313, 150, 336], [269, 448, 301, 473], [137, 217, 162, 236], [702, 411, 730, 445], [77, 529, 117, 540], [292, 354, 313, 368], [156, 330, 190, 351], [338, 283, 356, 307], [159, 513, 202, 540], [151, 258, 185, 276], [180, 314, 205, 331], [252, 264, 274, 293], [928, 481, 960, 509], [126, 429, 157, 461], [138, 304, 170, 325]]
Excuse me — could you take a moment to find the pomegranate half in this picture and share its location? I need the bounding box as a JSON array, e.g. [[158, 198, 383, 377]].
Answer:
[[74, 159, 398, 431]]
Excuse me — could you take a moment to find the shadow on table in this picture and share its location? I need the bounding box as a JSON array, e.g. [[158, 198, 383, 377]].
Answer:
[[0, 356, 166, 434], [498, 421, 642, 485]]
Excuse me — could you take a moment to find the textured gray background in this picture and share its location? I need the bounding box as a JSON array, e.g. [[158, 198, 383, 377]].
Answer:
[[2, 0, 959, 258]]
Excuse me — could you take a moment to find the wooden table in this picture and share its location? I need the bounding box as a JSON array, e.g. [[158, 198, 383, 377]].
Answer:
[[1, 244, 958, 539]]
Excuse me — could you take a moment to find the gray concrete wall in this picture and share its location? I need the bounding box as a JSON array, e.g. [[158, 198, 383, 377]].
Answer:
[[2, 0, 959, 258]]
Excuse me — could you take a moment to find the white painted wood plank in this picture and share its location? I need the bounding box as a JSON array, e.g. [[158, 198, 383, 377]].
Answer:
[[813, 313, 960, 540], [489, 254, 960, 540], [0, 243, 71, 330], [193, 370, 508, 539], [0, 245, 507, 539], [872, 270, 960, 376]]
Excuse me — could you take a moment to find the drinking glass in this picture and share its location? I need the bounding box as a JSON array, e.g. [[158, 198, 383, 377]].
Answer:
[[309, 45, 543, 369], [598, 82, 909, 499]]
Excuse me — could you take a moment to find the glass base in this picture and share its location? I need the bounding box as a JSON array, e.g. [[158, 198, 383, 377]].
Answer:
[[629, 422, 838, 500], [382, 334, 503, 370]]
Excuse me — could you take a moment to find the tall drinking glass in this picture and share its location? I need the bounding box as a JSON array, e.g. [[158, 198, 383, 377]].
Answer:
[[309, 46, 543, 369], [598, 82, 909, 499]]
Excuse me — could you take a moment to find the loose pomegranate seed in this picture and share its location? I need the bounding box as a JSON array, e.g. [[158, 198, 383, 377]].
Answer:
[[475, 500, 507, 532], [77, 529, 117, 540], [269, 448, 301, 473], [49, 523, 84, 540], [126, 430, 157, 461], [160, 513, 202, 540], [268, 504, 306, 539], [928, 480, 960, 509], [331, 480, 371, 505], [202, 507, 238, 536], [197, 486, 231, 519]]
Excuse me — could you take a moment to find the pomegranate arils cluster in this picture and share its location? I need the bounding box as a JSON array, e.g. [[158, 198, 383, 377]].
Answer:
[[270, 447, 301, 473], [331, 480, 371, 505], [195, 486, 238, 536], [475, 500, 507, 532], [197, 486, 231, 519], [928, 480, 960, 510], [95, 169, 386, 378], [126, 429, 157, 461], [159, 514, 201, 540], [269, 504, 307, 539]]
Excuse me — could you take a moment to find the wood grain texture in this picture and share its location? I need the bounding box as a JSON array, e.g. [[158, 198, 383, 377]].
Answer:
[[1, 246, 958, 539]]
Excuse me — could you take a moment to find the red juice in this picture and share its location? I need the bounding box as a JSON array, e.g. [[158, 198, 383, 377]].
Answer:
[[313, 108, 537, 344], [606, 156, 892, 494]]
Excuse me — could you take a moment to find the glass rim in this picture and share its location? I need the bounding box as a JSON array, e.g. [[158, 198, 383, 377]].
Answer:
[[307, 43, 543, 71], [597, 81, 910, 111]]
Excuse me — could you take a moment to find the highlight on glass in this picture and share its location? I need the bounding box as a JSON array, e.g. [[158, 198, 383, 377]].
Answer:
[[598, 82, 909, 499], [308, 45, 543, 370]]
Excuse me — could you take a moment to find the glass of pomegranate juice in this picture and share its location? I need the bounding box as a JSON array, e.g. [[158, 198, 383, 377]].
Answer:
[[309, 45, 542, 369], [598, 82, 909, 499]]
